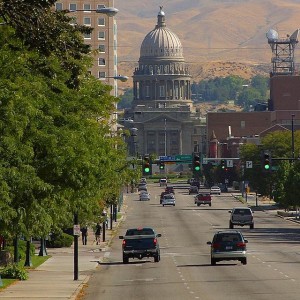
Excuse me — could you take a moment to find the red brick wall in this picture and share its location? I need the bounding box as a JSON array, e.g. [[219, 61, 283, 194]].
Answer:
[[270, 75, 300, 111], [207, 111, 274, 142]]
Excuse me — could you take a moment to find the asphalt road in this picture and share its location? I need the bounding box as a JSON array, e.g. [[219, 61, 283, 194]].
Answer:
[[83, 183, 300, 300]]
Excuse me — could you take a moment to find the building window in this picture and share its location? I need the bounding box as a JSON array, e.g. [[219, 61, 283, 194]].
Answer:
[[84, 33, 91, 39], [98, 31, 105, 39], [98, 44, 105, 53], [241, 121, 245, 128], [55, 3, 63, 11], [98, 18, 105, 26], [97, 4, 106, 9], [83, 17, 91, 26], [83, 4, 91, 12], [159, 85, 165, 97], [69, 3, 77, 11], [98, 58, 106, 66], [145, 86, 150, 97], [99, 71, 106, 79]]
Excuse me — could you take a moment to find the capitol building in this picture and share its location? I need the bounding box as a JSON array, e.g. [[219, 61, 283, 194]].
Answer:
[[123, 7, 206, 158]]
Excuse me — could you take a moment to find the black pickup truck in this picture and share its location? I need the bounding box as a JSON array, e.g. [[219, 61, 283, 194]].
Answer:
[[119, 227, 161, 264]]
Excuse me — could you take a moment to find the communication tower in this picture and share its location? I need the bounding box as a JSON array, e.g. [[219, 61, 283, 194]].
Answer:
[[266, 28, 299, 75]]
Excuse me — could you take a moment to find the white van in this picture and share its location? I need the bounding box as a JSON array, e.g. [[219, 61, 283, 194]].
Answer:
[[159, 178, 167, 187]]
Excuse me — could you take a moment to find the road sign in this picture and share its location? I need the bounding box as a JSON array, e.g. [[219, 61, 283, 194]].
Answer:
[[226, 159, 233, 168], [246, 161, 253, 168], [73, 225, 81, 236], [175, 154, 192, 161], [159, 155, 175, 161]]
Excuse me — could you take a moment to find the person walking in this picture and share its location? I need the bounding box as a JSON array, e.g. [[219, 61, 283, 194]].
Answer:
[[81, 226, 88, 245], [95, 223, 102, 245]]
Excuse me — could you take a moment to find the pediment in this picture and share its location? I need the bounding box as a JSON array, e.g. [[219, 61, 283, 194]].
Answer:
[[143, 114, 181, 124]]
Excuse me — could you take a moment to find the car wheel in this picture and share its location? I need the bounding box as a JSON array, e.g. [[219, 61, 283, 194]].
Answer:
[[154, 254, 160, 262], [209, 203, 211, 207], [241, 257, 247, 265], [197, 203, 200, 206], [250, 224, 254, 229], [173, 204, 175, 206], [229, 221, 234, 229], [163, 204, 165, 207], [123, 255, 129, 264], [211, 257, 216, 266]]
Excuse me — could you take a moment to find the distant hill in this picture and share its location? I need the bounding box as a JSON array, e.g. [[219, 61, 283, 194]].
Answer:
[[114, 0, 300, 88]]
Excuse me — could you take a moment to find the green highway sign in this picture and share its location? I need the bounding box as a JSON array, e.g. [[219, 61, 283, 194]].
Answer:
[[175, 155, 192, 161]]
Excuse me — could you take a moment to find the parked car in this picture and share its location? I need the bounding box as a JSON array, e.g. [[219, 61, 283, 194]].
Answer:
[[161, 193, 176, 206], [229, 207, 254, 229], [140, 192, 150, 201], [194, 193, 212, 206], [207, 230, 248, 265], [189, 185, 199, 195], [210, 186, 221, 195]]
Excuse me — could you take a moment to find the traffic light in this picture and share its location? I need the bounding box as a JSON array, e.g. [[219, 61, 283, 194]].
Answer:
[[193, 153, 201, 173], [221, 159, 226, 169], [159, 161, 165, 170], [143, 155, 152, 175], [262, 151, 271, 171]]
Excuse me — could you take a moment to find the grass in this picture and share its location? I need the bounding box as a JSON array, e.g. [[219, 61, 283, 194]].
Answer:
[[0, 278, 15, 290], [18, 254, 51, 269], [0, 253, 51, 290]]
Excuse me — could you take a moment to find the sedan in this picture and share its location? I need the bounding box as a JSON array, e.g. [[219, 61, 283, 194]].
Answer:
[[140, 192, 150, 201], [210, 186, 221, 195], [207, 230, 248, 265], [189, 186, 199, 194], [161, 194, 175, 206]]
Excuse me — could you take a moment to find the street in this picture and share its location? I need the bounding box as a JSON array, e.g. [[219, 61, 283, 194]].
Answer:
[[83, 183, 300, 300]]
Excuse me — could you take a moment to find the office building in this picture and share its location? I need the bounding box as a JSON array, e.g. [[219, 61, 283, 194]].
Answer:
[[55, 0, 118, 96]]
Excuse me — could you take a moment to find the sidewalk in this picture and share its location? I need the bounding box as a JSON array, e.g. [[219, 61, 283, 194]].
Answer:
[[0, 209, 125, 299]]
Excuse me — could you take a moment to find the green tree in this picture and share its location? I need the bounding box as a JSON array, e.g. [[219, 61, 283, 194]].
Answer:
[[0, 3, 132, 253]]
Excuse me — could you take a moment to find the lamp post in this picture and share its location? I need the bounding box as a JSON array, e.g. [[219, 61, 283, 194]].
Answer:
[[292, 114, 295, 160], [102, 75, 128, 82]]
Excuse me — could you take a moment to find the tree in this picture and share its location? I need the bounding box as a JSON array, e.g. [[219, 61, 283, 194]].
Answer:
[[0, 2, 132, 255]]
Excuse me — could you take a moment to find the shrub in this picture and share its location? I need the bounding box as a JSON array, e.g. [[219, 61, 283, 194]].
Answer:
[[5, 240, 35, 261], [1, 263, 28, 280], [46, 232, 73, 248]]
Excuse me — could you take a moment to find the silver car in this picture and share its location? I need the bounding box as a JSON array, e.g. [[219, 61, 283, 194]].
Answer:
[[210, 186, 221, 195], [229, 207, 254, 229], [207, 230, 248, 265], [140, 192, 150, 201], [161, 194, 175, 206]]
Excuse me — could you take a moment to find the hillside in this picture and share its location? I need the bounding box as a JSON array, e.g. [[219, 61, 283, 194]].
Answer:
[[114, 0, 300, 89]]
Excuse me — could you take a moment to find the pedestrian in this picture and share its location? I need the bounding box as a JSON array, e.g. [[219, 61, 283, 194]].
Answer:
[[81, 226, 88, 245], [95, 222, 102, 245]]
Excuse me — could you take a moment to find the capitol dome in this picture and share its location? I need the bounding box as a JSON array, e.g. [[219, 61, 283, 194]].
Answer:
[[140, 7, 183, 58]]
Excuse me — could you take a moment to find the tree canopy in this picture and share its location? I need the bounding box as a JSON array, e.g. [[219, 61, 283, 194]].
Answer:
[[0, 1, 134, 241]]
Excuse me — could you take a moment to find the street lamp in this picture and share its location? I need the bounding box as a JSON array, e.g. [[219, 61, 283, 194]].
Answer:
[[292, 114, 295, 160], [101, 75, 129, 82], [67, 7, 118, 16]]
